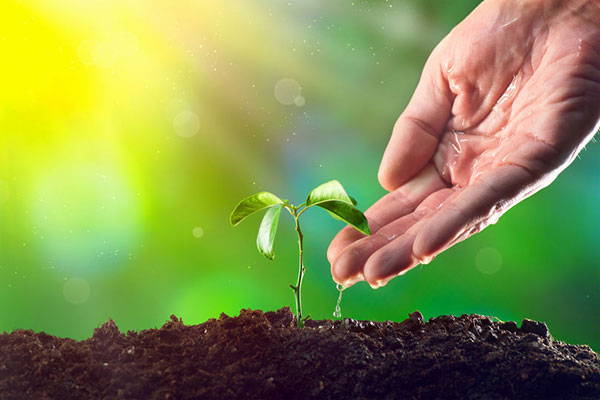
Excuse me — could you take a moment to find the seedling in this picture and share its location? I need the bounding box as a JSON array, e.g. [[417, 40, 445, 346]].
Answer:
[[230, 180, 370, 328]]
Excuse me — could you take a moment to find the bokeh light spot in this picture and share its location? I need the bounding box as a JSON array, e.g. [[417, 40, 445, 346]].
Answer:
[[174, 110, 200, 138], [475, 247, 502, 274], [192, 226, 204, 238], [63, 278, 91, 304], [294, 95, 305, 107], [274, 78, 301, 105]]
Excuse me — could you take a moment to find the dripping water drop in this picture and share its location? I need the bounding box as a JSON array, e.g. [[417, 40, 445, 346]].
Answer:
[[333, 283, 345, 318]]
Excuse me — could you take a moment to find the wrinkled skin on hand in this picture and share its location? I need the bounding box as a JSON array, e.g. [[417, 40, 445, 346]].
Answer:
[[328, 0, 600, 288]]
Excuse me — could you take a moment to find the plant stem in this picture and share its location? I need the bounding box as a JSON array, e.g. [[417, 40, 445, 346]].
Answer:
[[292, 211, 305, 328]]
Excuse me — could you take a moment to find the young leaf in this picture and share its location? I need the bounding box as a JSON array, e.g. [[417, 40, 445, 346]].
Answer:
[[305, 180, 353, 206], [256, 205, 282, 260], [230, 192, 284, 226], [318, 200, 371, 236], [305, 180, 369, 235]]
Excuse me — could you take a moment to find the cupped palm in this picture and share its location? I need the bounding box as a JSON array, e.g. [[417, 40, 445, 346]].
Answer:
[[328, 0, 600, 288]]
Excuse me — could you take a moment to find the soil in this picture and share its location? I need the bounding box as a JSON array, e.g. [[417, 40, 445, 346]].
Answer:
[[1, 308, 598, 400]]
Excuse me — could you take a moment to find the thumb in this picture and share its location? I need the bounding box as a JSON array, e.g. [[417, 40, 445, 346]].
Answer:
[[378, 50, 453, 191]]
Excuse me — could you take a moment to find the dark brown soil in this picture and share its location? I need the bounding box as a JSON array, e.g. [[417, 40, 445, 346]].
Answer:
[[1, 308, 598, 400]]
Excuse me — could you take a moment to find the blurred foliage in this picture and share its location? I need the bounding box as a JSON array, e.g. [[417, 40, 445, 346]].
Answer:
[[0, 0, 598, 350]]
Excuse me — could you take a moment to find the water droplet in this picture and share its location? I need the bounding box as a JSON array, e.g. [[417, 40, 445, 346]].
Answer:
[[333, 306, 342, 318], [419, 255, 434, 265], [333, 283, 345, 318], [499, 17, 518, 29]]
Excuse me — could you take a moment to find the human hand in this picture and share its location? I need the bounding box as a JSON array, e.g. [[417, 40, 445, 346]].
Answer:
[[328, 0, 600, 288]]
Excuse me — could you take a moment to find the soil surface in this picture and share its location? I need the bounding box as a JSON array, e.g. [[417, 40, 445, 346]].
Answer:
[[1, 308, 599, 400]]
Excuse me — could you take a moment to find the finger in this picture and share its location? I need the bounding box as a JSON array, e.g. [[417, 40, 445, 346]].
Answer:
[[332, 187, 455, 286], [331, 213, 418, 286], [351, 188, 455, 287], [378, 50, 453, 191], [413, 164, 537, 260], [327, 164, 446, 263], [362, 163, 538, 288], [364, 234, 417, 288]]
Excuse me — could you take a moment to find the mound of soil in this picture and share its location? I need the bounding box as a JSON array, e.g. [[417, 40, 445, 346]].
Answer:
[[1, 308, 598, 399]]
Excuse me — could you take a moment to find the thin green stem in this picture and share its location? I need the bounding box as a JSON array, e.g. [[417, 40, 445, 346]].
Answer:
[[291, 210, 306, 328], [283, 205, 307, 328], [296, 205, 311, 218], [284, 205, 296, 218]]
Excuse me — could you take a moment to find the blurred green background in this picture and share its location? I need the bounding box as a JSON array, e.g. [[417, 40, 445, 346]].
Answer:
[[1, 0, 598, 350]]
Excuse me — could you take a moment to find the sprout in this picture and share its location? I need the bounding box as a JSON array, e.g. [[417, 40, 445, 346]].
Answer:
[[230, 181, 370, 328]]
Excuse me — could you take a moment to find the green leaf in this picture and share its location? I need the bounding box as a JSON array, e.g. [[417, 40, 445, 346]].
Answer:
[[349, 196, 358, 206], [256, 205, 282, 260], [230, 192, 284, 226], [305, 181, 369, 235], [317, 200, 371, 236], [306, 180, 353, 206]]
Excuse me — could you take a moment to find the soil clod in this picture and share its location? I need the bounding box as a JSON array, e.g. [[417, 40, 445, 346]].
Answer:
[[521, 318, 551, 339]]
